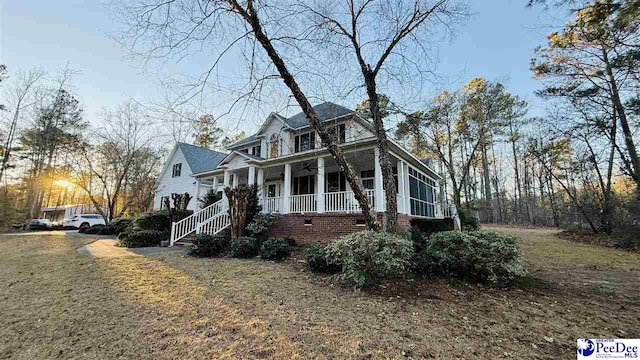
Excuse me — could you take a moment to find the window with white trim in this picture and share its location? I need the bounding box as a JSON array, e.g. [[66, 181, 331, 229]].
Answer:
[[293, 175, 315, 195], [294, 131, 315, 152], [360, 170, 374, 190], [408, 167, 436, 217], [326, 124, 346, 144], [172, 163, 182, 177]]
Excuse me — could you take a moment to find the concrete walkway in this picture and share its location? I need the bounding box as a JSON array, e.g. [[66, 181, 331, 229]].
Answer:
[[78, 239, 185, 258]]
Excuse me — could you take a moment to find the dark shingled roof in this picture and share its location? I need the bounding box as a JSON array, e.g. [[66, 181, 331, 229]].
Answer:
[[228, 134, 259, 147], [177, 142, 228, 174], [227, 102, 355, 149], [284, 102, 354, 128]]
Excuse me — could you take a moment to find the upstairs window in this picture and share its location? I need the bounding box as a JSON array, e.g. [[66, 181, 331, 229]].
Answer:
[[326, 124, 346, 145], [251, 145, 261, 157], [294, 131, 315, 152], [240, 148, 249, 154], [172, 163, 182, 177]]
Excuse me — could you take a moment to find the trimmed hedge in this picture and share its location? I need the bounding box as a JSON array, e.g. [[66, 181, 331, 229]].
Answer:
[[326, 231, 414, 288], [419, 231, 527, 285], [259, 238, 292, 261], [81, 224, 105, 234], [119, 229, 169, 248], [134, 210, 171, 231], [189, 233, 230, 257], [99, 218, 133, 235], [230, 236, 261, 258], [304, 244, 341, 273]]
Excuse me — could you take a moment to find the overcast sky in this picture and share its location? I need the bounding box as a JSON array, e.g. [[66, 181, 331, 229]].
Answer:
[[1, 0, 565, 138]]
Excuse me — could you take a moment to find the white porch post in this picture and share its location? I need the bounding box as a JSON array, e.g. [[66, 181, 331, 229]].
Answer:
[[195, 178, 201, 204], [232, 171, 239, 187], [317, 157, 325, 213], [257, 168, 265, 208], [397, 162, 405, 214], [223, 170, 231, 187], [403, 162, 411, 216], [212, 176, 219, 194], [374, 148, 384, 212], [283, 163, 291, 214], [248, 166, 256, 185]]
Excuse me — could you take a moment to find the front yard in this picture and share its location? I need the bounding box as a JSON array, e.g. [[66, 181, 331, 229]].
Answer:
[[1, 227, 638, 359]]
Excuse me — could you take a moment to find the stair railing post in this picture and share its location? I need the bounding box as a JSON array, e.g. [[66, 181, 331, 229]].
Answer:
[[170, 222, 176, 247]]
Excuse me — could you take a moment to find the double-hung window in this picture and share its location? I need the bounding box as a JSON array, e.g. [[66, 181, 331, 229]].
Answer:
[[326, 124, 346, 144], [294, 131, 315, 153], [326, 172, 346, 192], [172, 163, 182, 177]]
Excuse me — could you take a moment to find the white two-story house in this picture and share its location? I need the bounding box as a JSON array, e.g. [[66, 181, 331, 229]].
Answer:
[[168, 102, 453, 246], [154, 142, 227, 211]]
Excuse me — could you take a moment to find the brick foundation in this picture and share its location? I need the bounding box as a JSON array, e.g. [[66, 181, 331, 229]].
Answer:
[[269, 212, 413, 245]]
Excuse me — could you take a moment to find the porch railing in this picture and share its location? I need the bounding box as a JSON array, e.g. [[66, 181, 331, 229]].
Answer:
[[263, 196, 283, 213], [289, 194, 317, 213], [325, 189, 375, 213]]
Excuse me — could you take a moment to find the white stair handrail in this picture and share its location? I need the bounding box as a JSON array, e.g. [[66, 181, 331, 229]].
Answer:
[[170, 199, 228, 246]]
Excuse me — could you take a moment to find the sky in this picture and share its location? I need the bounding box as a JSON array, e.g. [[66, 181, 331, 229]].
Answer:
[[1, 0, 566, 139]]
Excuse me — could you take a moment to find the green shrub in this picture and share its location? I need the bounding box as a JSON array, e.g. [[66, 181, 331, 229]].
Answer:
[[189, 233, 230, 257], [259, 238, 292, 261], [421, 231, 528, 285], [99, 218, 133, 235], [326, 231, 414, 288], [230, 236, 261, 258], [245, 213, 280, 240], [410, 218, 454, 237], [304, 244, 341, 273], [134, 210, 171, 231], [458, 209, 480, 231], [83, 224, 105, 234], [119, 230, 169, 248]]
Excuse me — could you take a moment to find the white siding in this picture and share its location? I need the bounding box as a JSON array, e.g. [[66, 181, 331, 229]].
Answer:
[[261, 117, 291, 157], [154, 147, 198, 211]]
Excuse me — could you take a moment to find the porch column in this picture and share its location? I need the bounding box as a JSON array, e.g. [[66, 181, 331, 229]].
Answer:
[[248, 166, 256, 185], [374, 148, 384, 212], [283, 163, 291, 214], [397, 162, 405, 214], [257, 168, 265, 206], [195, 178, 201, 203], [232, 171, 239, 187], [403, 162, 411, 216], [212, 176, 219, 194], [223, 170, 231, 204], [317, 157, 325, 213]]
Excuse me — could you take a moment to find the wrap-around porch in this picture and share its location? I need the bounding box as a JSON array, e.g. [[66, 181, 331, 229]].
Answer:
[[196, 148, 445, 219]]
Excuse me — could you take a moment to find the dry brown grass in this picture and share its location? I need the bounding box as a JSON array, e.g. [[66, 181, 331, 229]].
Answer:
[[1, 228, 639, 359]]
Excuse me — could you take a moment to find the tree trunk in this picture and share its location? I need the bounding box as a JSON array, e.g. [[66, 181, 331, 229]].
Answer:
[[481, 142, 493, 223], [232, 0, 379, 230], [604, 50, 640, 193], [363, 73, 398, 232]]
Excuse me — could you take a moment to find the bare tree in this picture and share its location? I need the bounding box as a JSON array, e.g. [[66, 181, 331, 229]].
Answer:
[[0, 68, 45, 183], [292, 0, 468, 231], [74, 102, 157, 221]]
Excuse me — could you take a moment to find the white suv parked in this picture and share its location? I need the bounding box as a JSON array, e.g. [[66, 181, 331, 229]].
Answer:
[[64, 214, 106, 229]]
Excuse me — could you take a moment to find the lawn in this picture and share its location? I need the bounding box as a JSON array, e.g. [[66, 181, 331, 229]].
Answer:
[[0, 227, 638, 359]]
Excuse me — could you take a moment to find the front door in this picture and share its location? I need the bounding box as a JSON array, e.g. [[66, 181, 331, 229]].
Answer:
[[265, 182, 281, 198]]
